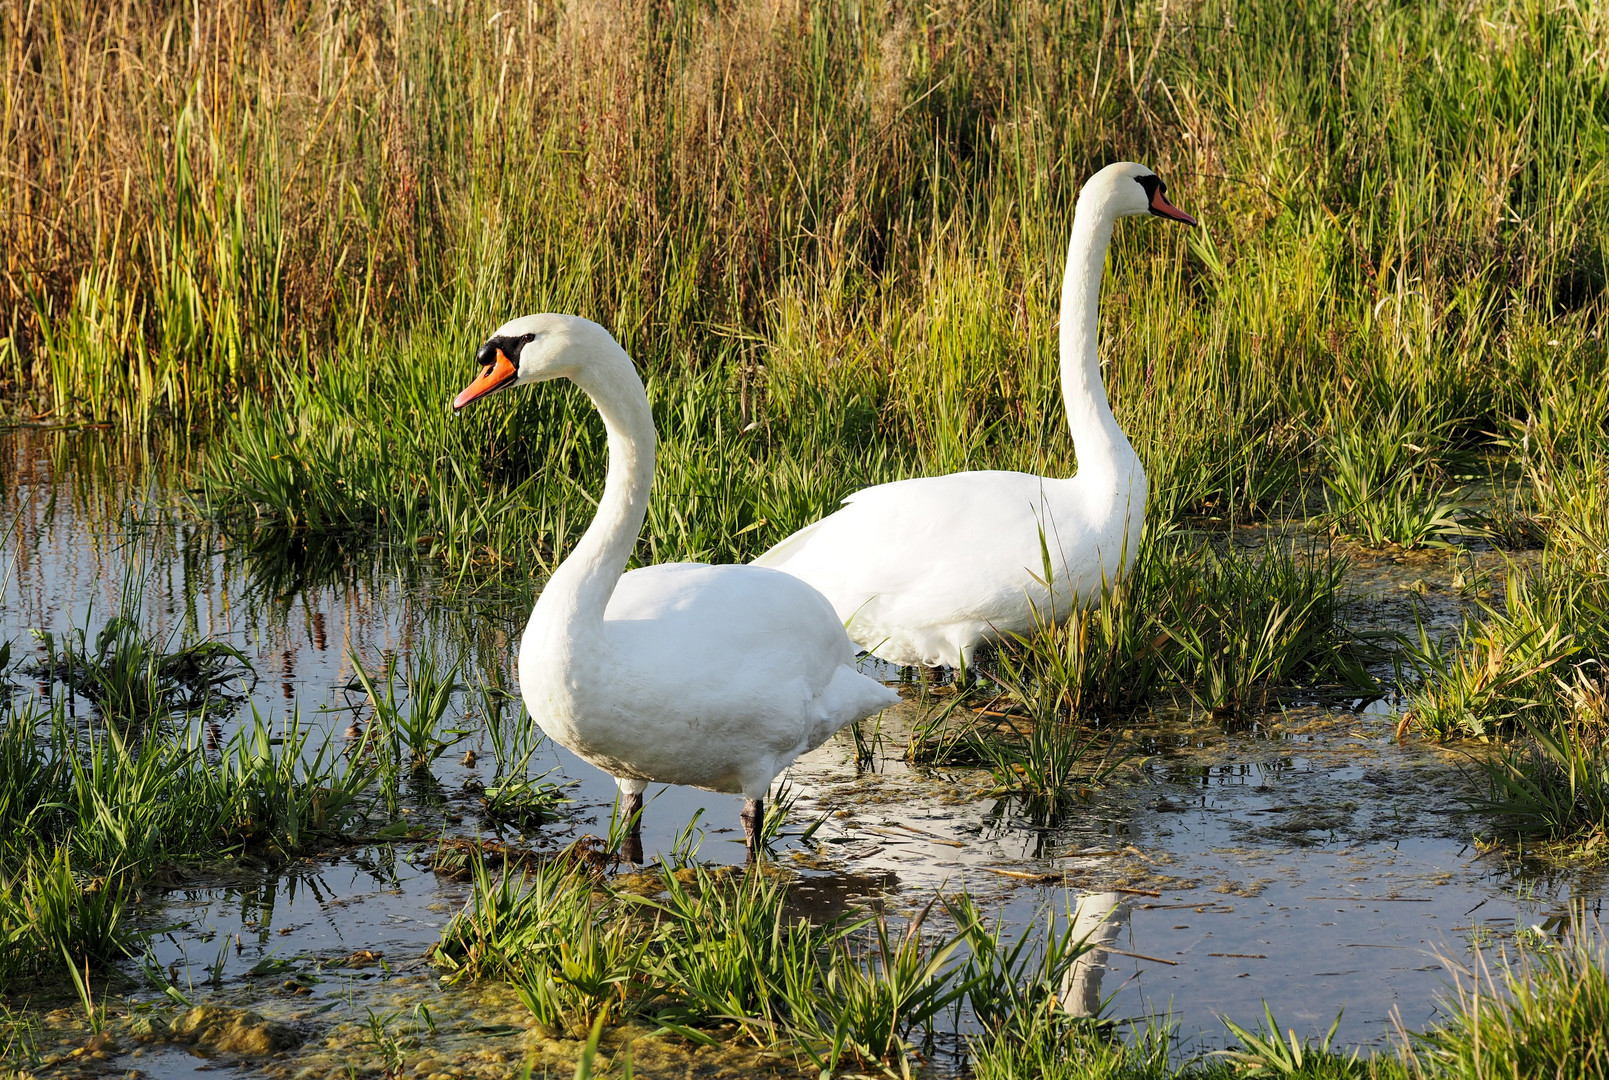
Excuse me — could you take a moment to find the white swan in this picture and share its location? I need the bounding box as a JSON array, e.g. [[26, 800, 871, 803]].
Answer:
[[754, 162, 1196, 669], [453, 314, 899, 859]]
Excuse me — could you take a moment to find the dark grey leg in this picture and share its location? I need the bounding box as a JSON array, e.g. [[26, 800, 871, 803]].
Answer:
[[621, 790, 644, 864], [741, 797, 765, 862]]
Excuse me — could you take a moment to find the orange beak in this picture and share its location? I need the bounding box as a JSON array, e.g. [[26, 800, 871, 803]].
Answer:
[[1149, 187, 1197, 227], [453, 349, 518, 411]]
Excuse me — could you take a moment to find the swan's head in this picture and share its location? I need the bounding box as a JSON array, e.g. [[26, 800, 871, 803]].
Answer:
[[1085, 162, 1197, 226], [453, 314, 612, 411]]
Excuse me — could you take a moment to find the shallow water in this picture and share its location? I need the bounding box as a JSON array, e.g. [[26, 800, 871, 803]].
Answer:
[[2, 427, 1605, 1077]]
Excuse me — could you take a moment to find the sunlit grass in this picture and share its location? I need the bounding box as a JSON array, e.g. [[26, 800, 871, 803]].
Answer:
[[1413, 925, 1609, 1079]]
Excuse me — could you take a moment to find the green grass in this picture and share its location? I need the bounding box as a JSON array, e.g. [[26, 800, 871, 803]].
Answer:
[[1412, 928, 1609, 1079], [0, 652, 391, 989], [1318, 411, 1464, 550], [436, 857, 1102, 1074], [5, 0, 1609, 1061], [3, 0, 1600, 573], [442, 855, 1609, 1080], [432, 854, 651, 1036], [983, 536, 1371, 725], [27, 616, 252, 725], [1401, 564, 1609, 741]]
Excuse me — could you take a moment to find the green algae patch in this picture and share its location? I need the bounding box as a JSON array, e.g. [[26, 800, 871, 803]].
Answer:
[[169, 1004, 302, 1056]]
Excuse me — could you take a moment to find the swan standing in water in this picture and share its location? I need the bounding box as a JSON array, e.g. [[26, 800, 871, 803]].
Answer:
[[755, 163, 1196, 669], [453, 315, 899, 860]]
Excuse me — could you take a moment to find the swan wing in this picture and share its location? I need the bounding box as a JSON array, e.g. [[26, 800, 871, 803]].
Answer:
[[579, 563, 897, 793], [753, 471, 1137, 666]]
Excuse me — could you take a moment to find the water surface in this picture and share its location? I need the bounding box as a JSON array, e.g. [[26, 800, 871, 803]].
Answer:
[[2, 427, 1602, 1076]]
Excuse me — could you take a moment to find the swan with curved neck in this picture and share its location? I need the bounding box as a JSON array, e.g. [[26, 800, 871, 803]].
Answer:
[[755, 162, 1195, 669], [453, 315, 898, 859]]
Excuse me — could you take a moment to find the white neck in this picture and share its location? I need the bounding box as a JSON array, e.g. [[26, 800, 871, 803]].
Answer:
[[531, 341, 656, 636], [1058, 187, 1139, 482]]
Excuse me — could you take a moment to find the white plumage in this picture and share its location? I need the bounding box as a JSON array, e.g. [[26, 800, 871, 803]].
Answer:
[[453, 314, 898, 857], [755, 162, 1196, 669]]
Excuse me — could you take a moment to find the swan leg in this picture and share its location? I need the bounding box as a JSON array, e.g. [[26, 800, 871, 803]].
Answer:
[[618, 785, 645, 864], [741, 798, 765, 862]]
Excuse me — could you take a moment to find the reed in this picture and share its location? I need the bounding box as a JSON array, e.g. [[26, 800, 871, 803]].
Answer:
[[1, 0, 1598, 577]]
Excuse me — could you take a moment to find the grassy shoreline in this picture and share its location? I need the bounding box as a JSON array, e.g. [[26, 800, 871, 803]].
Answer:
[[3, 0, 1609, 1070]]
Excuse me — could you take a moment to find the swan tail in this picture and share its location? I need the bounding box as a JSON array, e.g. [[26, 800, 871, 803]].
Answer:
[[810, 665, 899, 749], [751, 515, 832, 568]]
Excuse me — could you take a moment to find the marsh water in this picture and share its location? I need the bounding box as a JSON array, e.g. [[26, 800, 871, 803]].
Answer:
[[4, 426, 1606, 1077]]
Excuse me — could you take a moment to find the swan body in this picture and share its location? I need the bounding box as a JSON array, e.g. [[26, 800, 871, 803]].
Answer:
[[755, 162, 1195, 669], [453, 314, 898, 857]]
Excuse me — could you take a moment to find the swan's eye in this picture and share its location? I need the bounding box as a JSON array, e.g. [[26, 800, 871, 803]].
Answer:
[[477, 332, 536, 370], [1134, 174, 1162, 201]]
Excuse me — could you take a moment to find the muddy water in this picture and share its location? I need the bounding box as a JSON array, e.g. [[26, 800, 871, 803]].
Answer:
[[2, 428, 1605, 1077]]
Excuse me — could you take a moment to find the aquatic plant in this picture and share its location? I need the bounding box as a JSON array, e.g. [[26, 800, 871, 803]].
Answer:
[[1317, 411, 1464, 550], [433, 855, 651, 1036], [0, 693, 379, 897], [969, 714, 1126, 823], [348, 651, 472, 771], [946, 893, 1096, 1039], [1472, 698, 1609, 852], [28, 618, 253, 724], [988, 538, 1370, 726], [1219, 1006, 1357, 1076], [1401, 565, 1609, 741], [436, 855, 1148, 1075], [967, 1008, 1214, 1080], [637, 862, 839, 1043], [0, 847, 139, 989], [480, 771, 570, 832]]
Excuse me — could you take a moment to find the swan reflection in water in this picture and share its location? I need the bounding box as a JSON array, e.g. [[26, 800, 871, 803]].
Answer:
[[1062, 891, 1131, 1017]]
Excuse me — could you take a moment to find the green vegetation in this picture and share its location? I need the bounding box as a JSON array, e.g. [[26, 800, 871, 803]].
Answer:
[[8, 0, 1609, 843], [3, 0, 1601, 568], [436, 856, 1090, 1073], [5, 0, 1609, 1064], [1318, 411, 1463, 550], [348, 650, 472, 771], [933, 536, 1369, 811], [0, 687, 383, 986], [1413, 929, 1609, 1080], [440, 855, 1609, 1080]]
